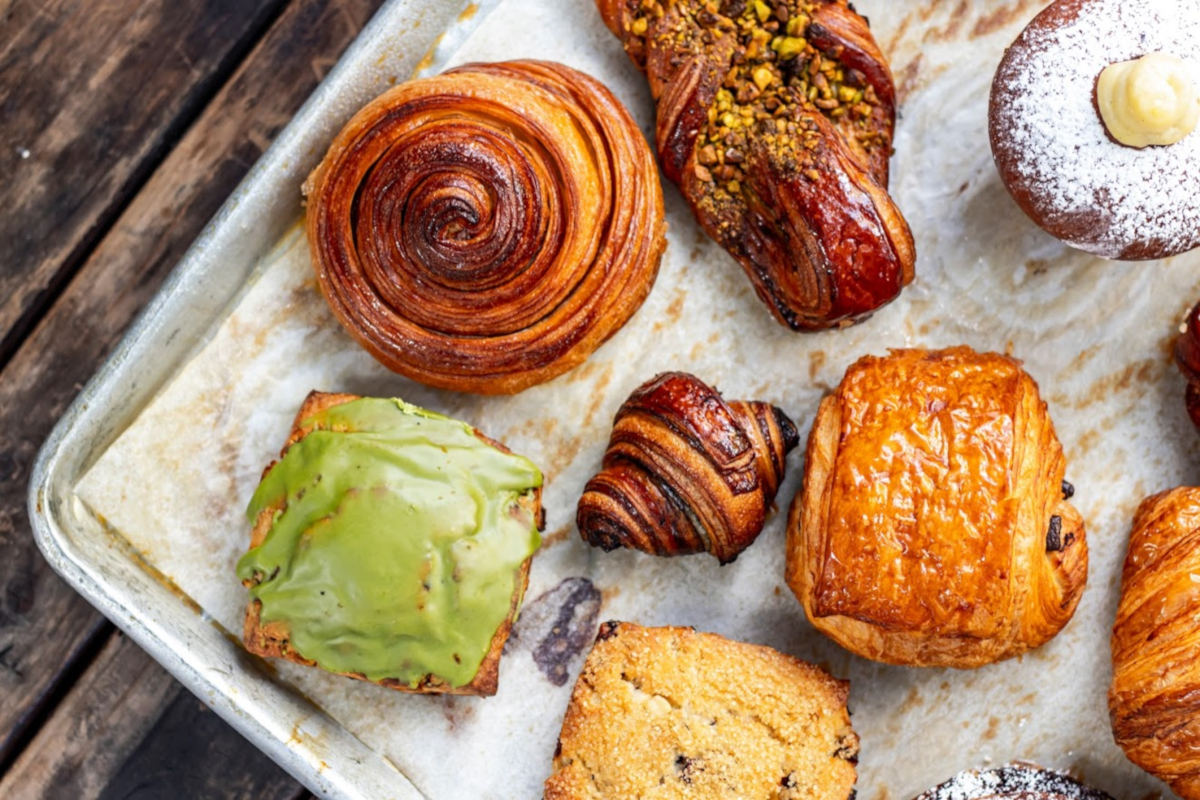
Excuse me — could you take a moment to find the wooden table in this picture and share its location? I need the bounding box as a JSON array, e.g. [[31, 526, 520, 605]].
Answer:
[[0, 2, 396, 795]]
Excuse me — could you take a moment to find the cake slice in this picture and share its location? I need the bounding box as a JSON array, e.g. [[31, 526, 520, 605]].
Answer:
[[238, 391, 544, 696], [545, 621, 858, 799]]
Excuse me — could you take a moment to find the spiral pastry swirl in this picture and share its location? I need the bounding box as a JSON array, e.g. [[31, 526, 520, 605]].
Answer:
[[596, 0, 915, 330], [1110, 488, 1200, 799], [577, 372, 798, 563], [304, 60, 667, 394]]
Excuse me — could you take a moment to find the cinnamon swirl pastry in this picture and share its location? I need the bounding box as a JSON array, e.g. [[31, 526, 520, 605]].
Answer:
[[596, 0, 915, 330], [577, 372, 798, 563], [304, 60, 666, 394]]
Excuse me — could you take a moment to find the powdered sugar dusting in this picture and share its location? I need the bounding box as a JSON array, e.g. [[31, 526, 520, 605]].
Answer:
[[915, 764, 1114, 800], [992, 0, 1200, 258]]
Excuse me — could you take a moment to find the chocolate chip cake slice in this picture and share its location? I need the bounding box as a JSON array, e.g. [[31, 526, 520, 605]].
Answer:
[[545, 621, 857, 799]]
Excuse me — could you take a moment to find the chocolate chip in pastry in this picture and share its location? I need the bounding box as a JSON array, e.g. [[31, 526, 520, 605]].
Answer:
[[304, 60, 666, 394], [786, 347, 1087, 668], [576, 371, 798, 563], [1110, 487, 1200, 799], [596, 0, 915, 330], [545, 621, 858, 800]]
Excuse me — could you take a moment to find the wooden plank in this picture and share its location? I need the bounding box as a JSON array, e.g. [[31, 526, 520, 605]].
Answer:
[[0, 631, 307, 800], [0, 0, 289, 365], [0, 631, 187, 799], [0, 0, 388, 783], [95, 688, 310, 800], [0, 613, 110, 772]]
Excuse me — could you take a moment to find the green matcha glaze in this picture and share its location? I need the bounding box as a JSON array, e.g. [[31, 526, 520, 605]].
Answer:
[[236, 398, 542, 687]]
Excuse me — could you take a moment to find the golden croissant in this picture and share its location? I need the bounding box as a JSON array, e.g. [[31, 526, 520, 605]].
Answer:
[[787, 347, 1087, 667], [596, 0, 915, 330], [1110, 488, 1200, 800], [577, 371, 798, 563], [304, 60, 666, 394]]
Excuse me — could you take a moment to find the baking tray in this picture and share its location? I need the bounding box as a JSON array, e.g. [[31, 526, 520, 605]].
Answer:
[[28, 3, 496, 798], [30, 0, 1200, 798]]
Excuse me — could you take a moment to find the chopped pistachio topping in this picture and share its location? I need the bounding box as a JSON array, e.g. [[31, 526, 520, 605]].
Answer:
[[624, 0, 889, 210]]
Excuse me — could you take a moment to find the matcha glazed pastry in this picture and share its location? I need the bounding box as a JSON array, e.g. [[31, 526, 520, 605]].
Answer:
[[237, 391, 545, 695]]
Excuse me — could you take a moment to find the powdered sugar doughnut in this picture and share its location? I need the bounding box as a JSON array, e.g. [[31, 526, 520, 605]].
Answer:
[[988, 0, 1200, 260], [914, 764, 1113, 800]]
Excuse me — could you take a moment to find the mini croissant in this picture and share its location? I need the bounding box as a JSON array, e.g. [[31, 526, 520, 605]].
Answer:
[[787, 347, 1087, 668], [577, 372, 798, 563], [1110, 487, 1200, 800], [596, 0, 915, 330]]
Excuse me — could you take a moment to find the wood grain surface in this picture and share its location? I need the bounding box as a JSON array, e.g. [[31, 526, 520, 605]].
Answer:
[[0, 0, 387, 795], [0, 0, 289, 365], [0, 632, 309, 800]]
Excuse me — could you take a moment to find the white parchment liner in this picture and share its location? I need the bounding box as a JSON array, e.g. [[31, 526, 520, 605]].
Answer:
[[76, 0, 1200, 797]]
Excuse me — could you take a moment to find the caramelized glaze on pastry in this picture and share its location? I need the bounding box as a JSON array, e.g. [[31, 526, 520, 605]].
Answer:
[[786, 347, 1086, 668], [576, 372, 798, 563], [596, 0, 914, 330], [304, 60, 666, 394], [1110, 487, 1200, 799]]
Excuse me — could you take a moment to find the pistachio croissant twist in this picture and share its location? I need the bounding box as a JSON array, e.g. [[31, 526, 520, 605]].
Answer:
[[304, 60, 666, 394], [596, 0, 915, 330], [577, 372, 799, 563], [1110, 488, 1200, 800]]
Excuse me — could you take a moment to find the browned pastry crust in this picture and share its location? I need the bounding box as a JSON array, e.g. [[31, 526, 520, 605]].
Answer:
[[596, 0, 915, 330], [1110, 487, 1200, 799], [576, 371, 798, 563], [241, 391, 543, 696], [786, 347, 1087, 668], [304, 60, 666, 394], [544, 621, 858, 799]]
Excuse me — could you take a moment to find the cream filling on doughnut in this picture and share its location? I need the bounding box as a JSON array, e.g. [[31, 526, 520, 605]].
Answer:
[[1098, 52, 1200, 148]]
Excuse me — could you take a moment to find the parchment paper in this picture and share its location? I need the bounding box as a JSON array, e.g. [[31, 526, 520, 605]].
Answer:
[[76, 0, 1200, 797]]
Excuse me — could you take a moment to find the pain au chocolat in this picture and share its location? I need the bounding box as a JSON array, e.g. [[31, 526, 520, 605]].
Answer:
[[786, 347, 1087, 668], [304, 60, 666, 394], [596, 0, 915, 330]]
